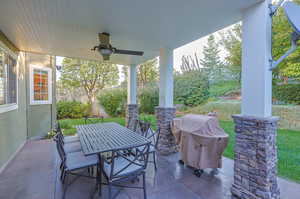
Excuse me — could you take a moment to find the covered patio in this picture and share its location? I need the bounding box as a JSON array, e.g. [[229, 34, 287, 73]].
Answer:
[[0, 0, 299, 199], [0, 140, 299, 199]]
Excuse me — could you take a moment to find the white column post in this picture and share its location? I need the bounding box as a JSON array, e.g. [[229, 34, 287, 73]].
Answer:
[[231, 1, 280, 199], [126, 64, 138, 130], [241, 0, 272, 117], [159, 48, 174, 107], [156, 48, 177, 155], [127, 64, 137, 105]]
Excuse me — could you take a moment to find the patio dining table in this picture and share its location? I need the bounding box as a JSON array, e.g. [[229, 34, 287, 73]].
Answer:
[[76, 122, 150, 156], [75, 122, 150, 196]]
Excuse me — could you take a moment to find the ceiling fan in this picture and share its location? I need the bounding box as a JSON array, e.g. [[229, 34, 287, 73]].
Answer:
[[91, 32, 144, 61]]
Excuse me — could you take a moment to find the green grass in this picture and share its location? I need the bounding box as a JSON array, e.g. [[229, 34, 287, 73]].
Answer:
[[59, 116, 300, 183], [209, 80, 240, 98], [59, 117, 125, 136], [219, 120, 300, 183]]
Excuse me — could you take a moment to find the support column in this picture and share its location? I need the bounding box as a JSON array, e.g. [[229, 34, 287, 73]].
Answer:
[[231, 1, 280, 199], [126, 64, 138, 130], [156, 48, 177, 155]]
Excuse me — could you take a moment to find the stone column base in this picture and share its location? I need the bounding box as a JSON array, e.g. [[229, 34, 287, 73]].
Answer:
[[155, 107, 178, 155], [231, 114, 280, 199], [126, 104, 138, 131]]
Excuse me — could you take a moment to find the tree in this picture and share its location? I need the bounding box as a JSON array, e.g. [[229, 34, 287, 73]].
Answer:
[[272, 0, 300, 81], [121, 58, 159, 88], [137, 58, 158, 87], [180, 53, 202, 73], [60, 58, 119, 114], [200, 34, 223, 82], [219, 23, 242, 82]]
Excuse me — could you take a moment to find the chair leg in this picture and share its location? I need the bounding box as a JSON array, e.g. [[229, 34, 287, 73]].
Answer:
[[98, 166, 102, 196], [60, 169, 65, 181], [62, 170, 67, 184], [143, 172, 147, 199], [108, 182, 112, 199], [153, 152, 157, 170], [62, 172, 69, 199]]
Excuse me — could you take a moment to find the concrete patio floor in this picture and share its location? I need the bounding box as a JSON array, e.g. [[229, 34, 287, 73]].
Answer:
[[0, 139, 299, 199]]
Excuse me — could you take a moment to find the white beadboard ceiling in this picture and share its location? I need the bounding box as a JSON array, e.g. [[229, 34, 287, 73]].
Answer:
[[0, 0, 261, 65]]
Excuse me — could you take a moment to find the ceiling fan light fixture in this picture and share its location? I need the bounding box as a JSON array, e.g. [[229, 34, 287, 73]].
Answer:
[[99, 48, 113, 55]]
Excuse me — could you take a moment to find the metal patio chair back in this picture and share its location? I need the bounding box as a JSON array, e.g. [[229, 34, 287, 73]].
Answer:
[[135, 120, 151, 137], [101, 141, 151, 199]]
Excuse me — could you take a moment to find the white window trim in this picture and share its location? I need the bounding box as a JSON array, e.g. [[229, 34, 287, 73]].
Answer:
[[0, 44, 18, 114], [30, 65, 52, 105], [0, 104, 18, 114]]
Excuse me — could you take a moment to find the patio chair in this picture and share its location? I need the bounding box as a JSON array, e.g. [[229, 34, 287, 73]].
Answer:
[[54, 132, 82, 154], [55, 140, 98, 199], [100, 142, 151, 199], [134, 120, 151, 137], [137, 126, 160, 170], [54, 122, 79, 143]]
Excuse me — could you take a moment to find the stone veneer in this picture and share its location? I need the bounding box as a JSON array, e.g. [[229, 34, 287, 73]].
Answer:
[[231, 114, 280, 199], [155, 107, 178, 155], [126, 104, 138, 131]]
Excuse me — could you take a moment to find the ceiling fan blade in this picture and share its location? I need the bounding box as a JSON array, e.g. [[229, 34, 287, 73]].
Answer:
[[114, 49, 144, 56], [102, 54, 110, 61], [98, 32, 110, 45]]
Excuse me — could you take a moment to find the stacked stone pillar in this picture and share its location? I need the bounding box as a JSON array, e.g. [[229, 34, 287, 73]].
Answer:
[[126, 104, 138, 131], [231, 115, 280, 199], [155, 107, 177, 155]]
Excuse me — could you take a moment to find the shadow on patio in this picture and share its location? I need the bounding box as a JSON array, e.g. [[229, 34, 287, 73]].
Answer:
[[0, 139, 299, 199]]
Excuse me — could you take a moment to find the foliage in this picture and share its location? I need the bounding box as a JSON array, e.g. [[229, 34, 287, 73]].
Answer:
[[57, 101, 90, 119], [272, 0, 300, 80], [186, 100, 300, 131], [273, 84, 300, 105], [219, 0, 300, 82], [98, 88, 127, 117], [60, 58, 119, 104], [121, 58, 159, 87], [139, 85, 159, 114], [46, 130, 56, 139], [219, 23, 242, 82], [174, 71, 209, 106], [138, 58, 159, 87], [200, 35, 224, 80], [209, 80, 240, 98], [180, 53, 202, 72]]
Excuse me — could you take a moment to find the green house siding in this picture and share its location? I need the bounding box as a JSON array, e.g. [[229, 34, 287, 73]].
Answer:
[[25, 52, 56, 138], [0, 51, 27, 169], [0, 38, 56, 170]]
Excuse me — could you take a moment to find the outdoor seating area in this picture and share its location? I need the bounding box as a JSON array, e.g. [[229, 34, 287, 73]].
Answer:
[[1, 1, 300, 199], [1, 135, 300, 199]]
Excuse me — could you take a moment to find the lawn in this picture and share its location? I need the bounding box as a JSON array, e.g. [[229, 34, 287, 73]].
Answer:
[[59, 116, 300, 183]]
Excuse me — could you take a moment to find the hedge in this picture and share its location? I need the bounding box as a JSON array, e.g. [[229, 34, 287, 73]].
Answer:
[[57, 101, 90, 119], [273, 84, 300, 105], [174, 71, 209, 106], [97, 88, 127, 117]]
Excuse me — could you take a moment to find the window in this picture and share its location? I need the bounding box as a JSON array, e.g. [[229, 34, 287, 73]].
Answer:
[[30, 65, 52, 105], [0, 48, 18, 113]]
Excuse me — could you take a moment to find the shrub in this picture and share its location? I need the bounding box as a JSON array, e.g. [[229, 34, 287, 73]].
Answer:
[[139, 85, 159, 114], [98, 88, 127, 117], [174, 71, 209, 106], [273, 84, 300, 105], [57, 101, 90, 119]]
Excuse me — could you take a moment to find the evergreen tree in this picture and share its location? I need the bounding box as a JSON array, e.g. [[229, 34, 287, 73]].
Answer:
[[200, 34, 223, 81]]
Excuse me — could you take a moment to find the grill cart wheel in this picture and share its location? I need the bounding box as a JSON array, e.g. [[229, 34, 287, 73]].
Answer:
[[193, 169, 203, 177]]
